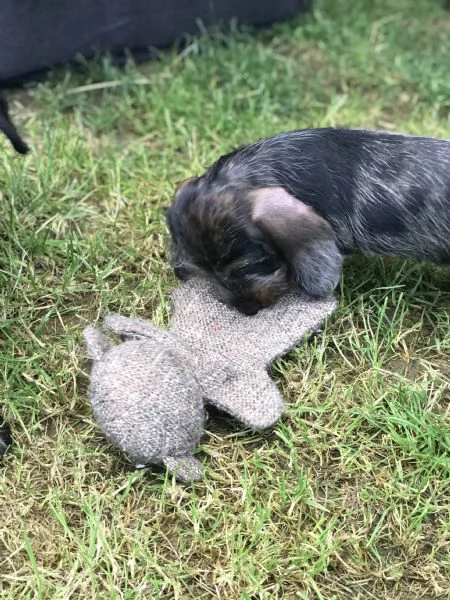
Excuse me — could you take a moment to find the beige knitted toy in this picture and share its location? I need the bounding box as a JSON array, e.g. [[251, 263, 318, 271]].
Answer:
[[83, 279, 337, 482]]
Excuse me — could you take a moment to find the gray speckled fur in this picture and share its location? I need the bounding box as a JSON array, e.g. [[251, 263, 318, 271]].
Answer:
[[83, 279, 337, 482]]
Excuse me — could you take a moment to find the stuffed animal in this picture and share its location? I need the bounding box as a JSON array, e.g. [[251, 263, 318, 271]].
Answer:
[[83, 279, 337, 482]]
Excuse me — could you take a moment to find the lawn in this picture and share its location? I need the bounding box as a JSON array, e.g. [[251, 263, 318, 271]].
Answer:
[[1, 0, 449, 598]]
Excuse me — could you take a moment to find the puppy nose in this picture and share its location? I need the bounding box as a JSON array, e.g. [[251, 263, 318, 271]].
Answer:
[[233, 298, 263, 315], [174, 265, 189, 280]]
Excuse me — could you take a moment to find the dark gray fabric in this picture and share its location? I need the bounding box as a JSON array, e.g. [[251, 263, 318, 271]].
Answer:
[[0, 0, 310, 85]]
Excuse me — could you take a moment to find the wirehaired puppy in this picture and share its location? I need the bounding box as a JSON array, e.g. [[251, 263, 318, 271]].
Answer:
[[0, 96, 29, 154], [166, 128, 450, 314], [0, 97, 28, 458]]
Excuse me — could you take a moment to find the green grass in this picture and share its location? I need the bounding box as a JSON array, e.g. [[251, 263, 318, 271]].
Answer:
[[1, 0, 450, 598]]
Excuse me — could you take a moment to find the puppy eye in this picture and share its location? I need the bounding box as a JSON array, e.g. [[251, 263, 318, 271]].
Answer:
[[260, 241, 277, 255], [235, 258, 281, 277], [255, 261, 282, 276], [249, 233, 277, 255], [234, 264, 257, 276]]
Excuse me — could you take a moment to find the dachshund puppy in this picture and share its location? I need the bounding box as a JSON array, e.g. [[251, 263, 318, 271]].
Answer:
[[0, 96, 29, 154], [166, 128, 450, 314], [0, 97, 28, 457]]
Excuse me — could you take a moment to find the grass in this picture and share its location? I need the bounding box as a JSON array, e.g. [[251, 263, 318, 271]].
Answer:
[[1, 0, 450, 597]]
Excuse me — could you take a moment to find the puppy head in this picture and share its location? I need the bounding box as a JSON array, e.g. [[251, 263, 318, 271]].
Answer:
[[166, 180, 342, 313]]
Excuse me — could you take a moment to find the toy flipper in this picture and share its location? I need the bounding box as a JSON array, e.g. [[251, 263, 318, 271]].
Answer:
[[203, 372, 284, 430], [243, 293, 338, 363], [163, 455, 203, 483], [170, 279, 337, 365], [83, 325, 111, 360], [103, 313, 170, 342]]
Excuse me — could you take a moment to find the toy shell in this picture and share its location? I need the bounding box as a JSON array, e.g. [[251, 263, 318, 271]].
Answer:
[[84, 327, 204, 482]]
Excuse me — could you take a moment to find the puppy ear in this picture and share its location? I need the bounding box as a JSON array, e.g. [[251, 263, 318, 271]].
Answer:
[[250, 187, 343, 297]]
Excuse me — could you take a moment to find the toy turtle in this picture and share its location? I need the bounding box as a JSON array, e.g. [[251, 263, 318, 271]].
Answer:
[[83, 279, 337, 482]]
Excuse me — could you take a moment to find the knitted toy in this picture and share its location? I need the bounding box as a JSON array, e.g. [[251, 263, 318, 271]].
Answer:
[[83, 279, 337, 482]]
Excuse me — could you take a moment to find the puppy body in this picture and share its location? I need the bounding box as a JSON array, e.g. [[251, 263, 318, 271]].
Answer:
[[167, 128, 450, 312]]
